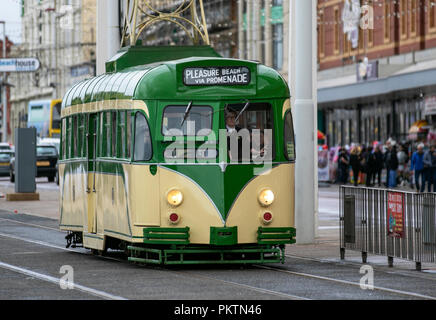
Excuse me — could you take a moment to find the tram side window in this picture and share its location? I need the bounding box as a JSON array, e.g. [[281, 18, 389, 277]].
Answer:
[[284, 110, 296, 161], [112, 111, 117, 158], [99, 112, 105, 157], [105, 112, 111, 157], [119, 111, 126, 158], [61, 118, 66, 160], [126, 112, 131, 158], [134, 112, 152, 161], [78, 115, 84, 158], [74, 116, 79, 158], [67, 117, 72, 159]]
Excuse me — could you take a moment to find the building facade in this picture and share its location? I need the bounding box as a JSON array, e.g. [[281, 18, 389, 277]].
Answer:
[[124, 0, 289, 77], [0, 36, 14, 141], [317, 0, 436, 147], [8, 0, 96, 143]]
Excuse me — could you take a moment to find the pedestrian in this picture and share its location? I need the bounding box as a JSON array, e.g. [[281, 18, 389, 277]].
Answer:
[[431, 145, 436, 192], [411, 143, 426, 192], [373, 144, 384, 186], [359, 146, 368, 185], [397, 144, 408, 186], [338, 147, 349, 184], [349, 146, 361, 187], [423, 145, 436, 192], [386, 142, 399, 188], [365, 146, 376, 187]]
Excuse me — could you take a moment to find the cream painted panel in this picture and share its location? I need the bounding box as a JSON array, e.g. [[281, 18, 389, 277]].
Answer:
[[225, 164, 295, 244], [159, 167, 224, 244]]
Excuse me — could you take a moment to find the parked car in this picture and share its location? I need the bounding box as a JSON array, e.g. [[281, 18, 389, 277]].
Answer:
[[10, 144, 58, 182], [0, 150, 14, 177], [0, 142, 12, 151]]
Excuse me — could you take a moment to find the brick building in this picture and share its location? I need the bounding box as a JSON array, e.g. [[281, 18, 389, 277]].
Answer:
[[317, 0, 436, 147]]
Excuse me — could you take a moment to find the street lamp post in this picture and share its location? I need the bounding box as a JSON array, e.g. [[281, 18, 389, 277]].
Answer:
[[290, 0, 318, 244]]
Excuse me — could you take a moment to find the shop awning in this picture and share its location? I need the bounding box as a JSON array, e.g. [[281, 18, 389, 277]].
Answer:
[[408, 120, 429, 134], [318, 130, 325, 140]]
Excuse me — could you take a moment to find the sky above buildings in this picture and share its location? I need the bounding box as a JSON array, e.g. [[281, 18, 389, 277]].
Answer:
[[0, 0, 22, 44]]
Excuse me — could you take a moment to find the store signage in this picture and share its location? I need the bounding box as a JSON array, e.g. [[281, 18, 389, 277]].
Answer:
[[183, 67, 250, 86], [0, 58, 40, 72], [424, 95, 436, 116], [356, 60, 378, 82], [387, 192, 405, 238]]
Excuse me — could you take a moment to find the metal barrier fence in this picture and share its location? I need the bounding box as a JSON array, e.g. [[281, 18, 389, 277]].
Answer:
[[340, 186, 436, 271]]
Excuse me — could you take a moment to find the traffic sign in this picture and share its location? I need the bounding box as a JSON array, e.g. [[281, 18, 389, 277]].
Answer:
[[0, 58, 40, 72]]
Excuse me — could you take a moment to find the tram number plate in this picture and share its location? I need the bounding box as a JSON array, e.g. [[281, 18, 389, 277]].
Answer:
[[37, 161, 50, 166], [183, 67, 250, 86]]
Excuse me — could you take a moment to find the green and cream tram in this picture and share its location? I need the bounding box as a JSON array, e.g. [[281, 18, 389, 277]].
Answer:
[[59, 45, 296, 265]]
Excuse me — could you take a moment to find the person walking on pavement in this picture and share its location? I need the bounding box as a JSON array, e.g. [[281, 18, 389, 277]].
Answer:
[[386, 142, 399, 188], [411, 143, 426, 193], [338, 147, 349, 184], [349, 146, 361, 186], [397, 144, 408, 186], [430, 145, 436, 192], [373, 144, 384, 186], [365, 146, 376, 187], [423, 145, 436, 192]]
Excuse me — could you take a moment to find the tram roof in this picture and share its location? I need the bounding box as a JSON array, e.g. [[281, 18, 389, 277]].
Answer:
[[61, 46, 290, 110]]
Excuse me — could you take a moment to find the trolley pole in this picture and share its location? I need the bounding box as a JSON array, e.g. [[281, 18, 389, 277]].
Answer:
[[96, 0, 120, 75], [290, 0, 317, 244]]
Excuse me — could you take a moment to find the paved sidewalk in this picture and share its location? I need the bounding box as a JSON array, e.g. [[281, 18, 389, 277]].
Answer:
[[0, 182, 60, 220]]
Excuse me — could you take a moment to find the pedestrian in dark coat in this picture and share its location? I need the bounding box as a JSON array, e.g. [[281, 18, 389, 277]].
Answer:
[[337, 147, 349, 184], [373, 144, 384, 186], [365, 146, 376, 187], [349, 146, 361, 186], [386, 144, 399, 188]]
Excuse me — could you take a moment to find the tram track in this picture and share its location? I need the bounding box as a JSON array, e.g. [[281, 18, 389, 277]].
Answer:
[[0, 217, 435, 300]]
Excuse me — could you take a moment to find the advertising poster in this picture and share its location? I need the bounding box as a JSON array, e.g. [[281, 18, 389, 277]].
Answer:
[[387, 192, 405, 238]]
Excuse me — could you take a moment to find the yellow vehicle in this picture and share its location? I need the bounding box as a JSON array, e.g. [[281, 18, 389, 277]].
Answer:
[[28, 99, 62, 138], [59, 46, 296, 265]]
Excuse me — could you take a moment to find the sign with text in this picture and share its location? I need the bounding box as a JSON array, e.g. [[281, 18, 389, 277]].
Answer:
[[183, 67, 250, 86], [0, 58, 40, 72], [387, 192, 405, 238], [424, 95, 436, 116]]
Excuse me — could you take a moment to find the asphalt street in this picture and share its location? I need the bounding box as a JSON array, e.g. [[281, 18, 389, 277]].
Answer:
[[0, 177, 435, 302]]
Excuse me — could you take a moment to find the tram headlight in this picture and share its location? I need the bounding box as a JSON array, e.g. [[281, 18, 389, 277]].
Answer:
[[258, 189, 275, 206], [167, 189, 183, 207]]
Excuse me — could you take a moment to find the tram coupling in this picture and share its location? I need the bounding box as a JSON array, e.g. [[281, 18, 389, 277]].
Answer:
[[65, 231, 83, 248]]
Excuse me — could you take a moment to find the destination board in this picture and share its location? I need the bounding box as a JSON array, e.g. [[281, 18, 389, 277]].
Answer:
[[183, 67, 250, 86]]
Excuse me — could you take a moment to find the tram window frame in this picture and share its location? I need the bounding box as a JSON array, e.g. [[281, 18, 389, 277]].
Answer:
[[72, 115, 78, 158], [112, 111, 117, 158], [61, 118, 66, 160], [284, 110, 296, 162], [118, 111, 126, 159], [66, 117, 72, 159], [133, 111, 153, 162], [126, 112, 132, 159], [161, 105, 213, 137], [99, 112, 105, 157], [78, 114, 85, 158], [225, 102, 276, 162], [105, 112, 111, 158]]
